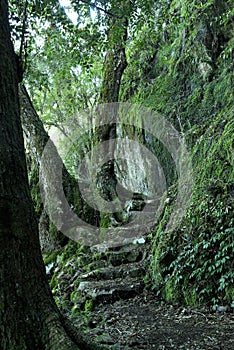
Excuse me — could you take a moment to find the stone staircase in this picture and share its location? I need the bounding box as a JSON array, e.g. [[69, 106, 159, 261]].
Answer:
[[46, 235, 150, 316], [74, 239, 148, 308]]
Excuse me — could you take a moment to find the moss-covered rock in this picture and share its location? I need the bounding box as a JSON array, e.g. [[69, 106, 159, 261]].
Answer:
[[129, 0, 234, 306]]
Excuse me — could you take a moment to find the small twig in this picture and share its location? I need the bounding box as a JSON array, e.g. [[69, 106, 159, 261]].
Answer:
[[190, 309, 208, 321], [76, 0, 121, 18]]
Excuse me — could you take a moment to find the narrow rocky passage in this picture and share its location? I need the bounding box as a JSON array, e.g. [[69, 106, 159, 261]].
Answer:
[[47, 239, 234, 349]]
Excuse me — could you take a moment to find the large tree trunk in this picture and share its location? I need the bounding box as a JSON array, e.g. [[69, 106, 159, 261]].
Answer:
[[0, 1, 96, 349], [96, 5, 129, 219], [20, 84, 99, 251]]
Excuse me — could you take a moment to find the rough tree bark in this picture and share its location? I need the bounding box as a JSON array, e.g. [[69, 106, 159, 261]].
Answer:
[[0, 1, 97, 349], [96, 3, 130, 211], [20, 85, 99, 251]]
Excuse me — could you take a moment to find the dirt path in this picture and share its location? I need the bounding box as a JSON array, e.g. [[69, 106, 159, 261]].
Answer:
[[73, 292, 234, 349]]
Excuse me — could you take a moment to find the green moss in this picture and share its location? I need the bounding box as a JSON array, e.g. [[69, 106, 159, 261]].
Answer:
[[43, 250, 60, 265], [99, 213, 111, 229], [182, 279, 199, 306], [60, 241, 80, 263], [84, 299, 94, 313], [145, 0, 234, 306], [162, 276, 182, 303], [150, 112, 234, 304], [224, 286, 234, 302], [29, 164, 41, 216]]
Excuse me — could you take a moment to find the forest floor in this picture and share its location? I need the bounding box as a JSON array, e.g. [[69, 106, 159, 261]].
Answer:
[[74, 291, 234, 349]]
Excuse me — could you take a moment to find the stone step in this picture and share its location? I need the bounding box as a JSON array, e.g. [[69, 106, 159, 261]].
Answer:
[[90, 237, 146, 254], [79, 261, 146, 281], [77, 277, 145, 304], [105, 245, 147, 266], [90, 243, 147, 268]]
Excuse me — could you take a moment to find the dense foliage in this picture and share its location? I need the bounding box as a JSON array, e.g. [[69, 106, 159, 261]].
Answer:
[[140, 0, 234, 306], [12, 0, 234, 307]]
